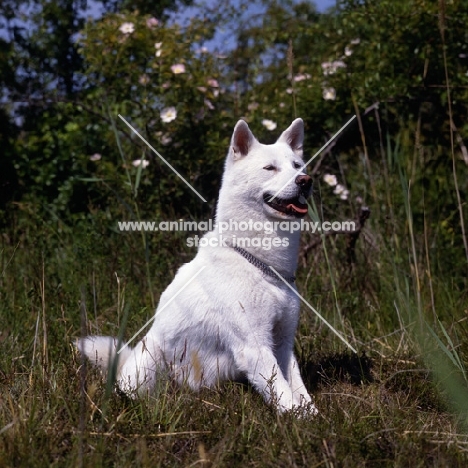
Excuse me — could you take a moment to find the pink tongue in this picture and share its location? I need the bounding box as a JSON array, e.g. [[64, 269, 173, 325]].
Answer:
[[286, 203, 308, 214]]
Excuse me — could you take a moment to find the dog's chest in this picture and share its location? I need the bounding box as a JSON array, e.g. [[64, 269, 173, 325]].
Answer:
[[235, 281, 299, 323]]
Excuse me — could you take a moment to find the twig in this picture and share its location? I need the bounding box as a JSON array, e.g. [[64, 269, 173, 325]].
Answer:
[[346, 206, 371, 264], [302, 206, 371, 264], [84, 430, 211, 438], [450, 120, 468, 165]]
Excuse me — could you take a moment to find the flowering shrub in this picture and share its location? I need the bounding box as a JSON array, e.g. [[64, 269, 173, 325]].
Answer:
[[10, 0, 467, 231], [77, 12, 234, 219]]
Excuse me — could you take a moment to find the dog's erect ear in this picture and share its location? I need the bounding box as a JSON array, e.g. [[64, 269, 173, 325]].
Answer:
[[231, 120, 256, 159], [277, 118, 304, 156]]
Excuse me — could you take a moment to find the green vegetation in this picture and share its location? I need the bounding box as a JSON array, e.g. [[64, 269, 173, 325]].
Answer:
[[1, 0, 468, 465]]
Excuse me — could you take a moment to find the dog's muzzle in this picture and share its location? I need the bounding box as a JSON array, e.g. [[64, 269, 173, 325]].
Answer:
[[264, 174, 312, 218]]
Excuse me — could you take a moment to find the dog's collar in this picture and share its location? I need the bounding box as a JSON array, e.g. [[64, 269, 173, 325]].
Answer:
[[232, 246, 296, 283]]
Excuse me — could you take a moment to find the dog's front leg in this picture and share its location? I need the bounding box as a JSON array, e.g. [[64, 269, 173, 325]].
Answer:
[[276, 344, 317, 414], [286, 354, 315, 407], [235, 345, 295, 412]]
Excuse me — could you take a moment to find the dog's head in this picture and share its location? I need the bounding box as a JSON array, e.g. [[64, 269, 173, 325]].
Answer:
[[221, 118, 312, 220]]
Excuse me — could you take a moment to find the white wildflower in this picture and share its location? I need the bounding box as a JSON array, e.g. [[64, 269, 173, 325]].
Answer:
[[89, 153, 101, 161], [332, 60, 346, 70], [160, 106, 177, 123], [333, 184, 345, 195], [340, 189, 350, 200], [344, 46, 353, 57], [132, 159, 150, 168], [262, 119, 277, 131], [350, 38, 361, 45], [119, 22, 135, 34], [170, 63, 186, 74], [322, 87, 336, 101], [321, 60, 346, 76], [293, 73, 311, 82], [321, 62, 331, 75], [323, 174, 337, 186], [207, 78, 219, 87], [146, 18, 159, 28]]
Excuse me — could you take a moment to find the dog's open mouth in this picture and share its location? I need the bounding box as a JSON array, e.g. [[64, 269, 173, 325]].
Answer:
[[263, 193, 309, 218]]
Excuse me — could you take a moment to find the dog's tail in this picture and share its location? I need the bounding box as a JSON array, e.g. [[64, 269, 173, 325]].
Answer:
[[75, 336, 132, 375]]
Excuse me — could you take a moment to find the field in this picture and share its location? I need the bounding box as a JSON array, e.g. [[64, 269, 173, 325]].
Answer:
[[1, 136, 468, 466], [1, 0, 468, 465]]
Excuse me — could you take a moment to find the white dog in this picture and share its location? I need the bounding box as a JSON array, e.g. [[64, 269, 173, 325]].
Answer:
[[77, 118, 317, 415]]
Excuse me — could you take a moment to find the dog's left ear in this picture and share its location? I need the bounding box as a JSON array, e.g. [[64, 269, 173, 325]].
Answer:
[[277, 118, 304, 157]]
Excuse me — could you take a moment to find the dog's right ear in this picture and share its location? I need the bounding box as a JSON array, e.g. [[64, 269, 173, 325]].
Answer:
[[230, 120, 256, 159]]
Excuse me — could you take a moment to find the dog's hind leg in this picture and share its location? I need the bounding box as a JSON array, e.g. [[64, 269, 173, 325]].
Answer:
[[117, 337, 162, 396]]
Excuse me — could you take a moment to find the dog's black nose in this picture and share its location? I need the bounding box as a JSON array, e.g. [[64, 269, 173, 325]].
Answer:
[[295, 174, 312, 192]]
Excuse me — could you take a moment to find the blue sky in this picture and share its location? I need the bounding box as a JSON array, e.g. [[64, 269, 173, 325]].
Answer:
[[312, 0, 336, 10], [86, 0, 337, 21], [167, 0, 338, 52], [171, 0, 338, 20]]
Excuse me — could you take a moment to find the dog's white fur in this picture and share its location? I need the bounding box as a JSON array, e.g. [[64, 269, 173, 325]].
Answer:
[[77, 118, 317, 415]]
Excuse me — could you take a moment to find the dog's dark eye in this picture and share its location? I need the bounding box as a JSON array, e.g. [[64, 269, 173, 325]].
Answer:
[[263, 165, 277, 171], [293, 161, 303, 169]]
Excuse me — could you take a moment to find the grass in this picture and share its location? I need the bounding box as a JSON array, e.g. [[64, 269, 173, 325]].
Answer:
[[1, 136, 468, 467]]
